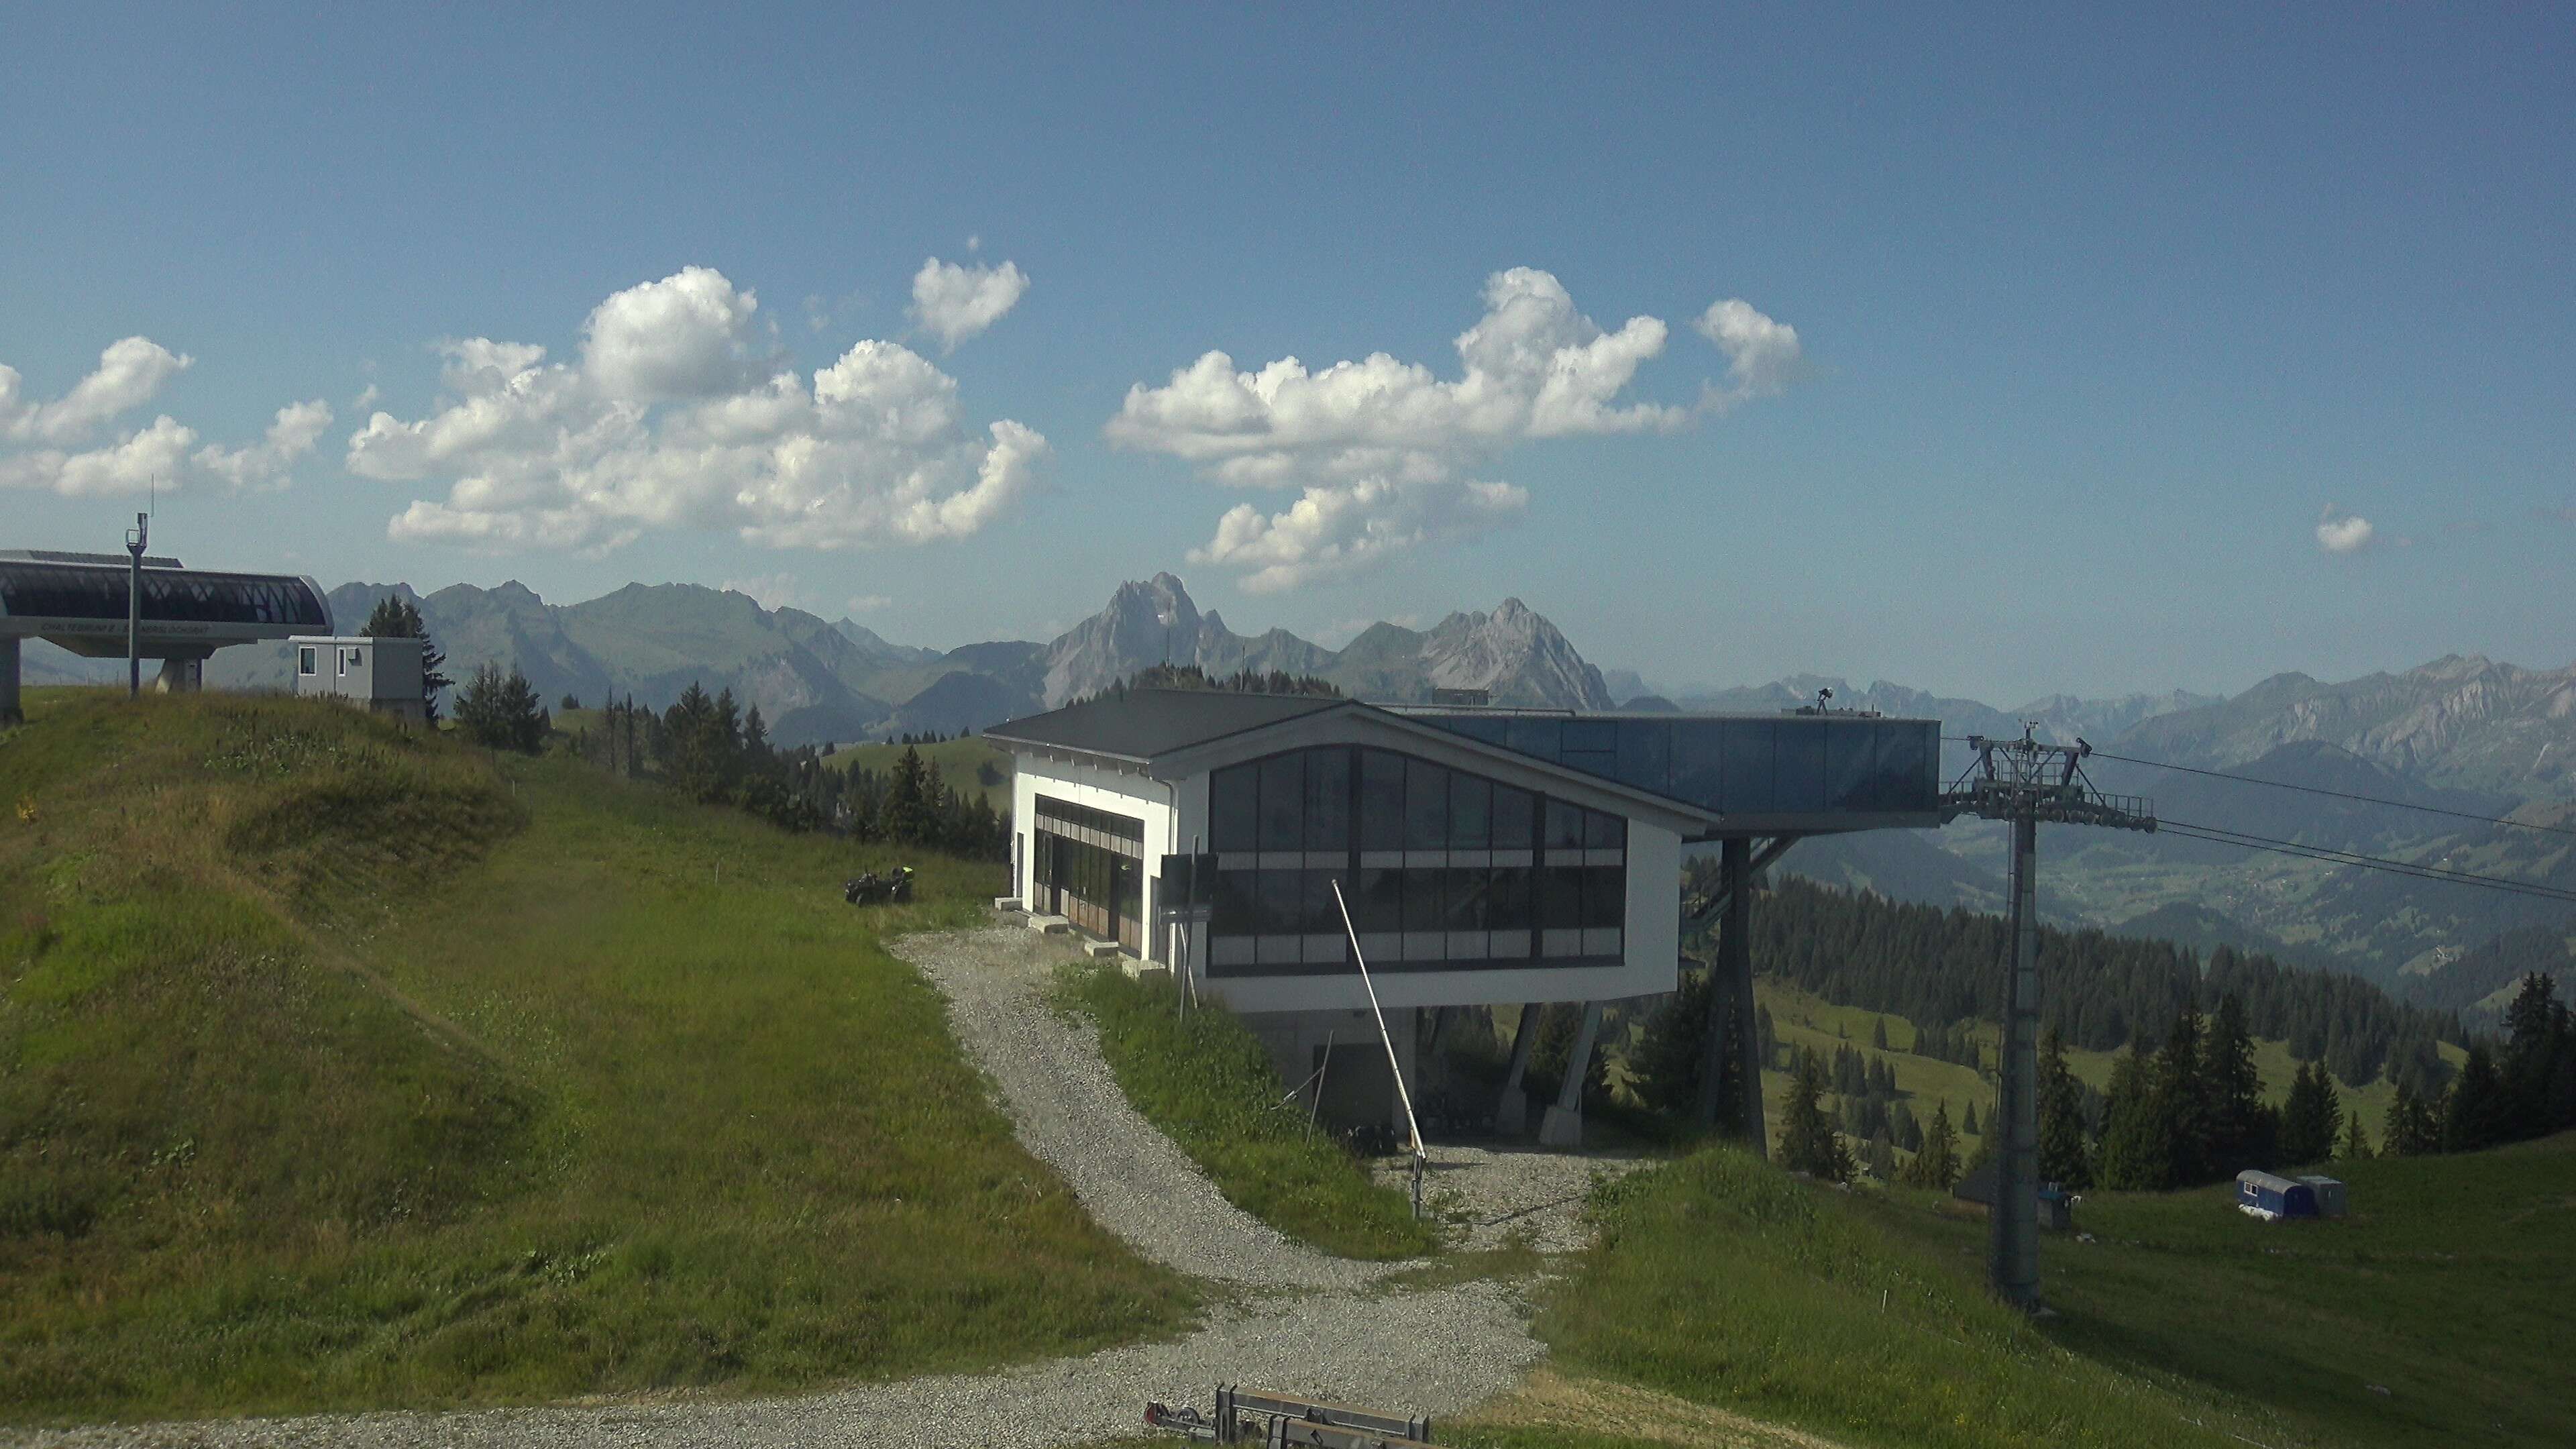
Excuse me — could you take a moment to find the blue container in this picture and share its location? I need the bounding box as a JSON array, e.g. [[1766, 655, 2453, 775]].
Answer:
[[2235, 1169, 2318, 1221]]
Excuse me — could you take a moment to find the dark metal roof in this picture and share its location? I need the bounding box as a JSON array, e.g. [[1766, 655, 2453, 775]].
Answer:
[[983, 690, 1346, 762], [0, 559, 328, 630]]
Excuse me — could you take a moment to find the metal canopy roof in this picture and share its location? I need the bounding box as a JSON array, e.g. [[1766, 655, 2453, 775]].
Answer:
[[0, 555, 329, 657]]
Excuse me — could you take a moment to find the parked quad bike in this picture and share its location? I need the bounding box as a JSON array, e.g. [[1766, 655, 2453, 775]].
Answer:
[[843, 867, 915, 906]]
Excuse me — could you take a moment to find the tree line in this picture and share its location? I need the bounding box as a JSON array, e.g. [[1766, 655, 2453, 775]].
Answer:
[[1700, 869, 2462, 1091]]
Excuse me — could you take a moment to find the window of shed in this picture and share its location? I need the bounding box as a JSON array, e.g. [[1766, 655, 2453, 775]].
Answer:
[[298, 646, 315, 676]]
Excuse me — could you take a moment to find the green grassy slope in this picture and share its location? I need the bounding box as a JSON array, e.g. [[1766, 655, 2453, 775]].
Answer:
[[1054, 963, 1440, 1260], [2036, 1133, 2576, 1448], [0, 688, 1192, 1423], [1486, 1149, 2275, 1449], [824, 735, 1013, 810]]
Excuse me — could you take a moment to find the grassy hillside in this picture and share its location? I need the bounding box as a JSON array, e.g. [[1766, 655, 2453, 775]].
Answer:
[[0, 688, 1191, 1423], [1462, 1136, 2574, 1449], [824, 735, 1014, 811]]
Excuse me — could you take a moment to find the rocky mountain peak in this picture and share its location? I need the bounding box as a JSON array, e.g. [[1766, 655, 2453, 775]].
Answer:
[[1041, 574, 1207, 706]]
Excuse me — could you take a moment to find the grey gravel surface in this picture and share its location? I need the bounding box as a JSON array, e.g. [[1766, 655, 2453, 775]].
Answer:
[[7, 922, 1587, 1448]]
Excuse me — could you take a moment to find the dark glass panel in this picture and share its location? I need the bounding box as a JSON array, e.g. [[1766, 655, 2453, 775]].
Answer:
[[1721, 721, 1775, 813], [1404, 758, 1450, 850], [1491, 786, 1535, 848], [1447, 774, 1491, 849], [1826, 724, 1876, 810], [1615, 718, 1671, 795], [1776, 722, 1827, 812], [1544, 798, 1585, 850], [1210, 869, 1256, 936], [1585, 808, 1627, 850], [1210, 765, 1258, 852], [1258, 752, 1303, 851], [1259, 869, 1303, 934], [1488, 865, 1533, 931], [1540, 863, 1586, 928], [1504, 716, 1561, 761], [1358, 749, 1407, 851], [1670, 720, 1725, 804], [1303, 747, 1352, 850], [1356, 867, 1405, 933], [1564, 718, 1618, 755], [1872, 722, 1933, 810], [1583, 865, 1625, 928], [1303, 867, 1352, 936], [1442, 715, 1509, 745], [1445, 866, 1489, 930], [1402, 867, 1445, 932]]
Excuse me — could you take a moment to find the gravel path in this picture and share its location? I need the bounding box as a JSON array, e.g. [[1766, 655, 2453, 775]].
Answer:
[[7, 922, 1599, 1448]]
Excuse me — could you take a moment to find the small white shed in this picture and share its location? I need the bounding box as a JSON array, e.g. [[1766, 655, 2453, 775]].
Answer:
[[291, 635, 426, 722]]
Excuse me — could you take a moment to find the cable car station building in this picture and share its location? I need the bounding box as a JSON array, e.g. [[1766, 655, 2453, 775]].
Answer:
[[986, 690, 1941, 1146], [0, 549, 330, 722]]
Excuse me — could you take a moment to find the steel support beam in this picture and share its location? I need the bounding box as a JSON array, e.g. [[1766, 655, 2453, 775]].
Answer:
[[0, 636, 19, 724], [1496, 1000, 1544, 1135], [1990, 812, 2041, 1308]]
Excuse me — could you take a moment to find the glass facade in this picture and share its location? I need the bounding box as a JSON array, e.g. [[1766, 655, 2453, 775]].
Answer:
[[0, 564, 328, 629], [1409, 712, 1937, 819], [1205, 746, 1627, 977], [1033, 795, 1145, 951]]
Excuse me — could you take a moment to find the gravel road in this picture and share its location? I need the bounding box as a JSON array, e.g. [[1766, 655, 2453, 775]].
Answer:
[[9, 922, 1596, 1448]]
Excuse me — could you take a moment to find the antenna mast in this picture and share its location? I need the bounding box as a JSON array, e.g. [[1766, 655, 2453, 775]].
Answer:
[[1941, 727, 2153, 1310], [125, 507, 150, 698]]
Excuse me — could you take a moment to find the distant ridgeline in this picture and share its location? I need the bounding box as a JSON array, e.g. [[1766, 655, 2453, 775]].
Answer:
[[1701, 869, 2465, 1089]]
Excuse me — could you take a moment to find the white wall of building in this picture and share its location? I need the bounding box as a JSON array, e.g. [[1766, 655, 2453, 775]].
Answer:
[[1010, 751, 1208, 963]]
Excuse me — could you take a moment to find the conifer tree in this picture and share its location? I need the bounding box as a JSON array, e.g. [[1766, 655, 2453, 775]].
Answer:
[[2341, 1106, 2371, 1161], [2384, 1077, 2438, 1157], [1901, 1101, 1960, 1189], [2443, 1042, 2510, 1153], [2096, 1048, 2170, 1189], [2279, 1061, 2342, 1165], [1778, 1048, 1854, 1182], [2206, 994, 2273, 1171], [454, 663, 549, 753], [1962, 1099, 1979, 1138], [2151, 1001, 2213, 1185], [1872, 1018, 1889, 1051], [2037, 1026, 2092, 1189], [1633, 966, 1715, 1116]]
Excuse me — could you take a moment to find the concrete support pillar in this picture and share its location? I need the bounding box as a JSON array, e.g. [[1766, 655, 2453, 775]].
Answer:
[[1496, 1002, 1544, 1134], [1538, 1001, 1604, 1150], [0, 636, 19, 724], [152, 657, 203, 693]]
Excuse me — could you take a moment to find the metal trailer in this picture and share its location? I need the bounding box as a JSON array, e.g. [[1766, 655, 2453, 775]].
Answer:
[[1147, 1386, 1431, 1448], [2295, 1174, 2348, 1218], [2235, 1169, 2319, 1222]]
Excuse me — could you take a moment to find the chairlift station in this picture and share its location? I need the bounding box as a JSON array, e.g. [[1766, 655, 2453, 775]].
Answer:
[[0, 547, 329, 720]]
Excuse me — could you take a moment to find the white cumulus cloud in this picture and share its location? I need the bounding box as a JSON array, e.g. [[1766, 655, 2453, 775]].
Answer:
[[358, 266, 1048, 555], [2316, 506, 2375, 555], [909, 256, 1030, 351], [1188, 476, 1529, 594], [0, 336, 325, 496], [1114, 267, 1794, 590], [1694, 298, 1801, 406]]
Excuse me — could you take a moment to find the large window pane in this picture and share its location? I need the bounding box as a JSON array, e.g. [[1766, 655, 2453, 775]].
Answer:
[[1540, 863, 1585, 928], [1359, 750, 1407, 851], [1491, 786, 1536, 848], [1444, 866, 1489, 930], [1615, 718, 1671, 795], [1671, 720, 1725, 805], [1776, 723, 1827, 812], [1403, 867, 1446, 932], [1489, 865, 1532, 931], [1304, 868, 1352, 936], [1872, 722, 1933, 810], [1259, 868, 1303, 934], [1210, 764, 1258, 851], [1304, 747, 1352, 850], [1405, 759, 1450, 850], [1212, 868, 1256, 935], [1585, 808, 1626, 850], [1505, 716, 1561, 761], [1721, 721, 1775, 813], [1448, 775, 1491, 849], [1826, 724, 1876, 810], [1584, 865, 1625, 928], [1544, 799, 1585, 851], [1259, 753, 1303, 851], [1357, 867, 1405, 933]]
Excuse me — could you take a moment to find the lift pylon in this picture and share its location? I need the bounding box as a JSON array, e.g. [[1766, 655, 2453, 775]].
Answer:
[[1941, 729, 2153, 1310]]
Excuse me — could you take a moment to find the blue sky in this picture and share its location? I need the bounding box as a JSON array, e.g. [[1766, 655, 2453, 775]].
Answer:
[[4, 3, 2569, 704]]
